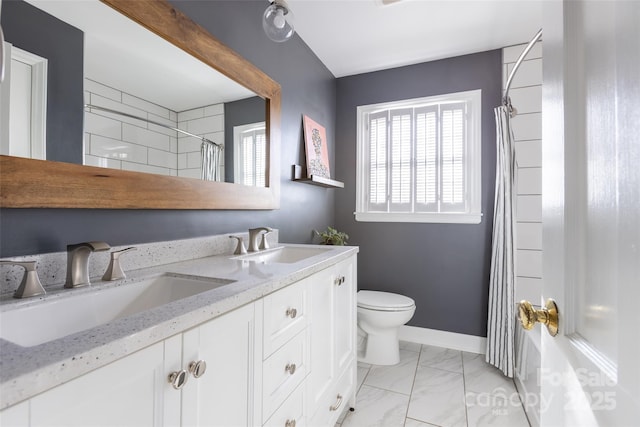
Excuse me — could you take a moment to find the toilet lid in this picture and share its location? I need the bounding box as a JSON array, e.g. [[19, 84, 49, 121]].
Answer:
[[357, 290, 415, 310]]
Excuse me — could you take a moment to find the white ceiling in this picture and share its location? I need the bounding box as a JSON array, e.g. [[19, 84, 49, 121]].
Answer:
[[26, 0, 254, 112], [22, 0, 542, 109], [286, 0, 543, 77]]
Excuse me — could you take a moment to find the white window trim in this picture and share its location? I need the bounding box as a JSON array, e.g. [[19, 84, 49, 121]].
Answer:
[[355, 89, 482, 224], [233, 121, 266, 186]]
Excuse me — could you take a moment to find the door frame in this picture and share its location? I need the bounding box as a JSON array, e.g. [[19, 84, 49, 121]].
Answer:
[[0, 42, 48, 160]]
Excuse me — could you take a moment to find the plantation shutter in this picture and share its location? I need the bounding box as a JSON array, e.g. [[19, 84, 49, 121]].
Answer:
[[389, 109, 412, 211], [254, 131, 266, 187], [440, 103, 466, 211], [367, 111, 388, 212], [415, 106, 439, 212], [239, 127, 266, 187]]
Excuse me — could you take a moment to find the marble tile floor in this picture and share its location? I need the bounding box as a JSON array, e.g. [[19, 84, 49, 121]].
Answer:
[[336, 341, 531, 427]]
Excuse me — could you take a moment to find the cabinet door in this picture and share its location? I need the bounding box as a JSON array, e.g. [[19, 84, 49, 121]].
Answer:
[[29, 340, 179, 427], [333, 257, 356, 374], [306, 267, 335, 411], [181, 303, 257, 427]]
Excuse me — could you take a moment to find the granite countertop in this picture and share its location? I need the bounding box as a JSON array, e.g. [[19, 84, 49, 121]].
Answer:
[[0, 243, 358, 409]]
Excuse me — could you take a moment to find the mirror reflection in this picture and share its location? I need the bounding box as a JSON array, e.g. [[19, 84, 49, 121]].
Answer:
[[1, 0, 267, 185]]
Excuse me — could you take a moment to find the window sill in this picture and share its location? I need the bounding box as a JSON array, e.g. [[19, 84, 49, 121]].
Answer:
[[354, 211, 483, 224]]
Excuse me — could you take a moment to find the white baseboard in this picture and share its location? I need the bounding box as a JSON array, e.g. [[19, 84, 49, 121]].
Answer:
[[398, 325, 487, 354]]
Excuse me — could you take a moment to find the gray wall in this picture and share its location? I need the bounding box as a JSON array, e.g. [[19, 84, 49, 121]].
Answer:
[[2, 0, 84, 164], [334, 51, 502, 337], [0, 1, 336, 257]]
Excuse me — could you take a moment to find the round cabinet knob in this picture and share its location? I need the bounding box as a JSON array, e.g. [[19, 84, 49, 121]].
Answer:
[[285, 419, 296, 427], [285, 363, 296, 375], [188, 360, 207, 379], [168, 369, 189, 390], [518, 299, 559, 337], [286, 307, 298, 319]]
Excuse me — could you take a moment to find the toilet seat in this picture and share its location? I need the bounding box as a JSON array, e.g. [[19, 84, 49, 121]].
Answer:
[[357, 290, 415, 312]]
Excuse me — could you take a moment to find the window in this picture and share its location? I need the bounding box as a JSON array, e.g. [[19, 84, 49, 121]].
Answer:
[[233, 122, 266, 187], [356, 90, 482, 223]]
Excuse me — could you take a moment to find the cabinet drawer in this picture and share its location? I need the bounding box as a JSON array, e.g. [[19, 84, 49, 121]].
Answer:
[[263, 329, 309, 421], [263, 382, 305, 427], [263, 278, 308, 357], [308, 365, 354, 427]]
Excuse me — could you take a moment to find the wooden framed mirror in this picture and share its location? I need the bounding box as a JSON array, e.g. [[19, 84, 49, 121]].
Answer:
[[0, 0, 281, 209]]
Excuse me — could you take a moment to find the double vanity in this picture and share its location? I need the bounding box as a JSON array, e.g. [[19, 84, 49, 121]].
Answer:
[[0, 233, 358, 427]]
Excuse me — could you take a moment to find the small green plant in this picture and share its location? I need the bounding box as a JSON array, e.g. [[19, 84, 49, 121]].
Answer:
[[314, 226, 349, 246]]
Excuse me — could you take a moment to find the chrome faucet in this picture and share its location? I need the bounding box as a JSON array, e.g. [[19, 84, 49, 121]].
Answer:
[[248, 227, 272, 252], [65, 241, 110, 288]]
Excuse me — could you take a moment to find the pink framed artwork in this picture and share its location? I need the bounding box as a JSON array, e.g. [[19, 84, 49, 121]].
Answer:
[[303, 115, 331, 178]]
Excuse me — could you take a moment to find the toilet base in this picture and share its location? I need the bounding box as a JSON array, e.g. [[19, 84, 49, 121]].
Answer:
[[357, 328, 400, 366]]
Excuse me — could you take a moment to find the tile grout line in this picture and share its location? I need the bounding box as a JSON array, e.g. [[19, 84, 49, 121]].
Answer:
[[461, 351, 470, 427], [402, 344, 423, 426]]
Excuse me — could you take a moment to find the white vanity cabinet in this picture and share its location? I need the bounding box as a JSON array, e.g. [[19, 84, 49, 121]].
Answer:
[[307, 256, 357, 427], [3, 302, 259, 427], [0, 251, 358, 427]]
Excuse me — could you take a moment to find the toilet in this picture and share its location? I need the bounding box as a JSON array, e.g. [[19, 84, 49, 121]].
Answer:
[[357, 290, 416, 366]]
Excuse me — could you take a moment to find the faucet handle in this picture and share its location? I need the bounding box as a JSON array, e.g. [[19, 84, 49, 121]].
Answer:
[[0, 260, 46, 299], [229, 236, 247, 255], [259, 230, 272, 250], [67, 241, 111, 252], [102, 247, 137, 281]]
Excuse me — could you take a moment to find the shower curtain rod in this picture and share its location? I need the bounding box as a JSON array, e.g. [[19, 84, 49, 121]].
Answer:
[[503, 28, 543, 107], [84, 104, 223, 149]]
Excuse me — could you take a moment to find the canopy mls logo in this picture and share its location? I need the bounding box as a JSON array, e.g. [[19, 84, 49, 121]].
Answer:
[[465, 367, 617, 417]]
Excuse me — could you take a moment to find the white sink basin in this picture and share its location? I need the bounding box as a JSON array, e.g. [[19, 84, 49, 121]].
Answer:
[[237, 246, 332, 264], [0, 274, 233, 347]]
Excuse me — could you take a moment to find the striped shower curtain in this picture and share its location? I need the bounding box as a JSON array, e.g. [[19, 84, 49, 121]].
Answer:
[[201, 140, 222, 181], [486, 104, 517, 378]]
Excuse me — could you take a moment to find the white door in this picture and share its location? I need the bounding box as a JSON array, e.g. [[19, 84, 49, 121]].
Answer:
[[0, 42, 47, 160], [540, 1, 640, 426]]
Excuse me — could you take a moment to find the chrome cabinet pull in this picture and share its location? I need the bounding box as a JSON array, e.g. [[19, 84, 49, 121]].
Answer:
[[188, 360, 207, 378], [285, 363, 297, 375], [334, 276, 345, 286], [286, 307, 298, 319], [329, 393, 343, 411], [285, 419, 296, 427], [168, 369, 189, 390]]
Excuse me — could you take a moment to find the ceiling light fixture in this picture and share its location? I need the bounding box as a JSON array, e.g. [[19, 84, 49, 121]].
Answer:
[[263, 0, 295, 43]]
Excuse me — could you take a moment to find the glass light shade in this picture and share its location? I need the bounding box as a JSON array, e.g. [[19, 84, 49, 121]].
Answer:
[[263, 1, 295, 43]]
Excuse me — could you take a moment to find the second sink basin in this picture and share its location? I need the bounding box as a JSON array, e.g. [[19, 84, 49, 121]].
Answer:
[[236, 246, 332, 264], [0, 274, 233, 347]]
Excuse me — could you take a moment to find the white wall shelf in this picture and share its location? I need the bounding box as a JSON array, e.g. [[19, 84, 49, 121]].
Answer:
[[294, 175, 344, 188]]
